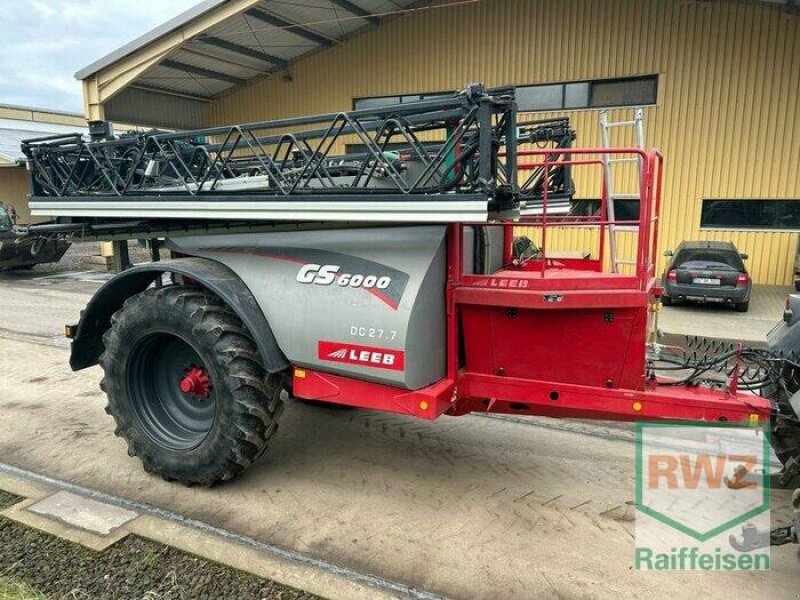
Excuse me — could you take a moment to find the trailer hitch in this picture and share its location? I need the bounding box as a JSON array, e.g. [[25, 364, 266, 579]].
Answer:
[[779, 456, 800, 488], [729, 522, 796, 551], [728, 488, 800, 550]]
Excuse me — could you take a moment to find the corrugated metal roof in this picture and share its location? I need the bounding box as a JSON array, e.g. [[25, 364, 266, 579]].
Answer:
[[77, 0, 419, 100], [0, 120, 88, 164], [75, 0, 227, 80]]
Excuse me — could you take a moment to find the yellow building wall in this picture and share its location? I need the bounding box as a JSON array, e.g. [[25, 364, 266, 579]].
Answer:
[[0, 106, 87, 226], [0, 105, 86, 128], [0, 167, 44, 225], [207, 0, 800, 284]]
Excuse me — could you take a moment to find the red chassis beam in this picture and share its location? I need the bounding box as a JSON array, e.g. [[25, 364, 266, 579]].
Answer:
[[292, 367, 456, 420], [292, 367, 772, 425]]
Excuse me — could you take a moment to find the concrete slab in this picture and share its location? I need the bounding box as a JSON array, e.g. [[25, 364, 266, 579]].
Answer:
[[27, 490, 138, 535], [2, 498, 131, 551], [659, 284, 790, 343], [0, 472, 407, 600]]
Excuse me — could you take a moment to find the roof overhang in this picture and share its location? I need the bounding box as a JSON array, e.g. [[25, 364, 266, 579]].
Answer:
[[77, 0, 418, 128]]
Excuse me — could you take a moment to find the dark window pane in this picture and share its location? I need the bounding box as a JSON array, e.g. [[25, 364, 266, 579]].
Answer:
[[569, 199, 599, 216], [614, 199, 641, 222], [590, 77, 657, 108], [673, 249, 744, 271], [517, 84, 563, 111], [569, 198, 640, 221], [354, 96, 400, 110], [564, 82, 590, 108], [701, 199, 800, 230]]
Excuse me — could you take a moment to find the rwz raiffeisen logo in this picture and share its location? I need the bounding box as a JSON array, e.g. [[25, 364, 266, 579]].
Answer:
[[635, 423, 770, 571]]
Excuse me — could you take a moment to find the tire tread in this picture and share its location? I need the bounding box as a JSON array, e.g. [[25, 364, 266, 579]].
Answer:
[[99, 285, 285, 486]]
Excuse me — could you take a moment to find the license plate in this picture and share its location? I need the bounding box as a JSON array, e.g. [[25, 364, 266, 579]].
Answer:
[[692, 277, 720, 285]]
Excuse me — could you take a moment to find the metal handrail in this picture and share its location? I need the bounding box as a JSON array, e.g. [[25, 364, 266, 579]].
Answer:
[[514, 147, 663, 290]]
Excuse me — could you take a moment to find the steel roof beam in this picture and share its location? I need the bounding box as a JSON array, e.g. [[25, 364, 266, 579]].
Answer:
[[129, 84, 213, 102], [161, 59, 247, 86], [197, 36, 288, 69], [329, 0, 380, 25], [245, 8, 334, 47]]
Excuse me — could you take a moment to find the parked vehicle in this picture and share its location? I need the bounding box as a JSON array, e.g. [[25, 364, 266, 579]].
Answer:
[[21, 86, 789, 491], [661, 241, 751, 312], [765, 294, 800, 470], [0, 202, 71, 271]]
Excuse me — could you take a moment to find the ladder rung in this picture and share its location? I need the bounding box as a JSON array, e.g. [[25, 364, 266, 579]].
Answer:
[[604, 120, 637, 128]]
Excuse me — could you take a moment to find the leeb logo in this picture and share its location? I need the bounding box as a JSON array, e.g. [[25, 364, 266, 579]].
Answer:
[[635, 423, 770, 570]]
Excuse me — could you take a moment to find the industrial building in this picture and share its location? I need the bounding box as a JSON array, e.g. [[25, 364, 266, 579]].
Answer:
[[72, 0, 799, 283], [0, 105, 88, 224]]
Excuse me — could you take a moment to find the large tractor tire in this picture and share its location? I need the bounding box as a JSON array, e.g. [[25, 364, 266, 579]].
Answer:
[[763, 369, 800, 486], [99, 285, 285, 486]]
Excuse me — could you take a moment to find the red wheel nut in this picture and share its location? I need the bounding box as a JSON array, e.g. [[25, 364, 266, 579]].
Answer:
[[179, 367, 210, 398]]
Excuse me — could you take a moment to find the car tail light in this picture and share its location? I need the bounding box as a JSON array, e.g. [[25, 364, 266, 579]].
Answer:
[[666, 269, 677, 282], [736, 272, 749, 286]]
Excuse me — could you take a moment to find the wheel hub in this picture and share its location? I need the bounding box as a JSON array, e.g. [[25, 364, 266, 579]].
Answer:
[[126, 334, 216, 451], [180, 366, 210, 398]]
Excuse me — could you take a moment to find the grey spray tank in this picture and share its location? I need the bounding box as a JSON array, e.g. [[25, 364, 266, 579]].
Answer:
[[170, 225, 447, 390]]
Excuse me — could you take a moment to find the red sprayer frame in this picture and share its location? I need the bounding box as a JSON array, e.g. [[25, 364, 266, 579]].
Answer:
[[294, 148, 771, 425]]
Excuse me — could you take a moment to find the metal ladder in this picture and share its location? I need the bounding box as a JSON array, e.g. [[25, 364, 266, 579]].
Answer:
[[599, 107, 645, 273]]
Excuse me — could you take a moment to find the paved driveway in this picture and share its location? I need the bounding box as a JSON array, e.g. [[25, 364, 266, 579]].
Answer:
[[0, 270, 797, 599], [659, 285, 790, 343]]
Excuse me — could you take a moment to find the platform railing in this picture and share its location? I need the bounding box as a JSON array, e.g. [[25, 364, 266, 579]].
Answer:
[[510, 147, 664, 291]]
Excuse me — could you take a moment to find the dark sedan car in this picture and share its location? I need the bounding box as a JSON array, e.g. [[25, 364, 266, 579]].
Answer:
[[661, 241, 751, 312]]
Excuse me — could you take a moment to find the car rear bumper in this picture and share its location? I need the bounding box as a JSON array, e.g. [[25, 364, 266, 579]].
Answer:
[[663, 282, 750, 304]]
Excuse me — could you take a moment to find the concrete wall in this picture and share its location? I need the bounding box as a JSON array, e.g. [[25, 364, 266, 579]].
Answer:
[[206, 0, 800, 284]]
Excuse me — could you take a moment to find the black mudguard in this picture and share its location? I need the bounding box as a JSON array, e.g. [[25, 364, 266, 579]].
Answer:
[[69, 257, 289, 374], [767, 321, 800, 359]]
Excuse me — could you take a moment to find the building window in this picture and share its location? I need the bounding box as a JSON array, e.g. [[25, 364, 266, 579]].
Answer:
[[353, 92, 451, 111], [570, 198, 641, 222], [516, 75, 658, 112], [589, 77, 657, 108], [353, 75, 658, 113], [701, 199, 800, 231]]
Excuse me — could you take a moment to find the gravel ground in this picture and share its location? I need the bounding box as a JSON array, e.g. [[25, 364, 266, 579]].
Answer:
[[21, 242, 156, 277], [0, 491, 321, 600], [0, 490, 22, 510]]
